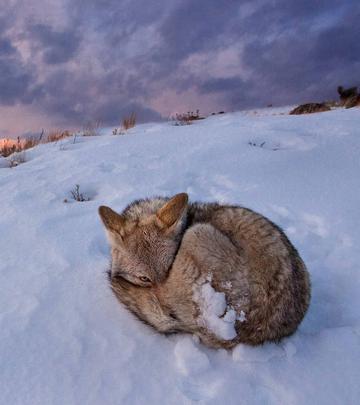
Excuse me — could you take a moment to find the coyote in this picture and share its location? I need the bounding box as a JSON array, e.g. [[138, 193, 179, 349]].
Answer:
[[99, 193, 310, 348]]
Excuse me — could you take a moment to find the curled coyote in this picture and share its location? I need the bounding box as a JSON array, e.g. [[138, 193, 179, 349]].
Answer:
[[99, 193, 310, 348]]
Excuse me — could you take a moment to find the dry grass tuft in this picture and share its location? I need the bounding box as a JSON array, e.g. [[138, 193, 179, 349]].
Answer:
[[122, 112, 136, 131], [82, 121, 102, 136], [47, 130, 71, 143], [113, 112, 136, 135], [0, 129, 72, 161], [22, 137, 40, 150], [0, 142, 18, 157]]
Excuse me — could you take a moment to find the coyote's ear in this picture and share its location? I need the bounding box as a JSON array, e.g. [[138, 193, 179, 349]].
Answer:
[[98, 206, 126, 237], [156, 193, 188, 228]]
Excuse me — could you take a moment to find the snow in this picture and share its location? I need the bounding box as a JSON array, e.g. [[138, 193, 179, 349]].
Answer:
[[0, 157, 8, 168], [237, 310, 246, 323], [1, 107, 360, 404], [193, 281, 237, 340], [174, 337, 210, 376]]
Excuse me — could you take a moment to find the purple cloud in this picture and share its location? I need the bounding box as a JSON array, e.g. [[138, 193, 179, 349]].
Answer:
[[0, 0, 359, 136]]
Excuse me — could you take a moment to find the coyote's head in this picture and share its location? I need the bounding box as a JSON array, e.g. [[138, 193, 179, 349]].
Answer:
[[99, 193, 188, 287], [108, 272, 190, 334]]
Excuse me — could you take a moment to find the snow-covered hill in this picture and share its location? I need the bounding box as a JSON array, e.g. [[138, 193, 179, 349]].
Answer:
[[1, 107, 359, 405]]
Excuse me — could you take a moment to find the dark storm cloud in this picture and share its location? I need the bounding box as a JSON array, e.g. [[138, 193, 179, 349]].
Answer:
[[0, 38, 16, 56], [0, 9, 15, 34], [93, 100, 162, 124], [195, 1, 360, 108], [69, 0, 169, 31], [200, 77, 247, 94], [29, 23, 81, 64], [0, 61, 32, 105], [159, 0, 241, 61], [37, 68, 161, 127], [1, 0, 359, 135], [199, 77, 258, 109], [0, 8, 40, 106], [233, 5, 360, 107], [0, 35, 39, 105], [314, 11, 360, 64]]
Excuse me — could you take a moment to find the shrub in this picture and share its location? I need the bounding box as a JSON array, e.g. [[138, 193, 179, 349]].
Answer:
[[172, 110, 204, 126], [69, 184, 90, 202]]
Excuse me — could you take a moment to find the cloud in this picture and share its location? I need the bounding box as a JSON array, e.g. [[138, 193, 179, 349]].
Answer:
[[0, 0, 359, 136], [29, 23, 81, 64], [159, 0, 241, 61], [0, 35, 39, 106], [32, 67, 162, 127], [237, 6, 360, 106], [196, 2, 360, 108], [0, 38, 16, 56]]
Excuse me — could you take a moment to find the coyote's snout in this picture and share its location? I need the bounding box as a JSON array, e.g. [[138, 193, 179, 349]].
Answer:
[[99, 193, 311, 349]]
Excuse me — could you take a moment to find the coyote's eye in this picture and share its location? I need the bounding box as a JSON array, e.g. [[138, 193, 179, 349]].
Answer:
[[169, 312, 178, 320], [139, 276, 151, 283]]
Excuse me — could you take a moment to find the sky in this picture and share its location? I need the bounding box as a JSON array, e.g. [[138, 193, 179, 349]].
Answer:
[[0, 0, 359, 138]]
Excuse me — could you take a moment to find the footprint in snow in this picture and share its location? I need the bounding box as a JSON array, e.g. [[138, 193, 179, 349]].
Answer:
[[174, 336, 210, 376], [232, 342, 285, 363], [98, 162, 128, 174], [174, 336, 221, 401], [98, 162, 116, 173]]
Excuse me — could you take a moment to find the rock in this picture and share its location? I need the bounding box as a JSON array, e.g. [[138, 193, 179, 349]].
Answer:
[[338, 86, 359, 107], [344, 95, 360, 109], [338, 86, 358, 100], [289, 103, 331, 115]]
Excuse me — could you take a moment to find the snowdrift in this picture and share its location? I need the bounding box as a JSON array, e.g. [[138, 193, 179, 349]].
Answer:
[[1, 107, 359, 404]]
